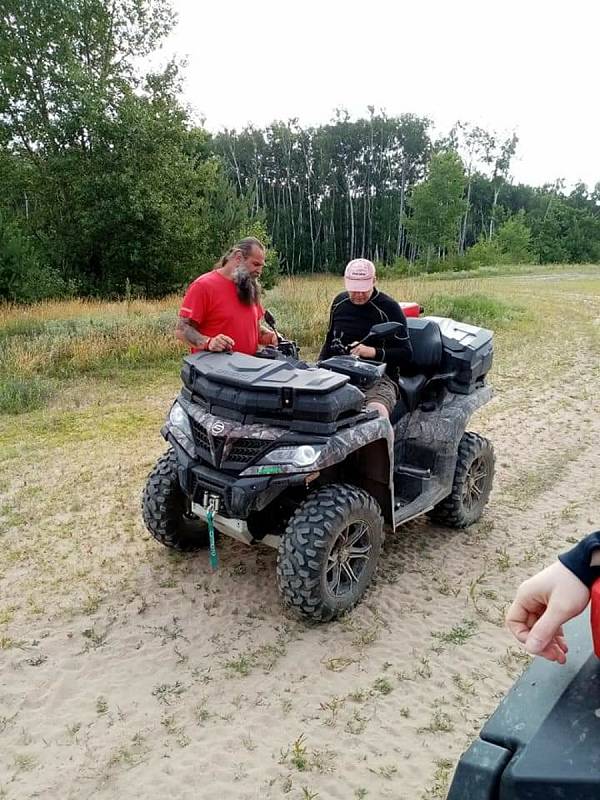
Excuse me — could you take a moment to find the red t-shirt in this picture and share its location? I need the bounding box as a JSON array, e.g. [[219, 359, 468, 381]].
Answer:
[[179, 270, 264, 355]]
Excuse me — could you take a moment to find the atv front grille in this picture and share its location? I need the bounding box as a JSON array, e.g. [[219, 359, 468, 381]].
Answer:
[[189, 419, 268, 469], [227, 439, 266, 464], [190, 418, 210, 451]]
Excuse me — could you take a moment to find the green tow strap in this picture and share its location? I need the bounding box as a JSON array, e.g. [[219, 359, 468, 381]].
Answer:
[[207, 509, 218, 571]]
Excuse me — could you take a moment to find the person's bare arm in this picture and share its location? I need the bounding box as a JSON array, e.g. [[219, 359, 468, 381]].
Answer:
[[175, 318, 234, 351], [176, 317, 208, 349], [257, 318, 278, 347], [506, 562, 590, 663]]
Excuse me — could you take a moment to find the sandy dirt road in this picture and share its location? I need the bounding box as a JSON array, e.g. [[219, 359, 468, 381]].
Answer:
[[1, 271, 599, 799]]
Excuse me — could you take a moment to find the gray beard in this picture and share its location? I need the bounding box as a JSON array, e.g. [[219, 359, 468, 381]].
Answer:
[[233, 266, 260, 306]]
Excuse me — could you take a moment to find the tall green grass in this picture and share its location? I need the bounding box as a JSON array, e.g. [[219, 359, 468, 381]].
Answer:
[[424, 293, 528, 328], [0, 377, 52, 415], [0, 305, 184, 413]]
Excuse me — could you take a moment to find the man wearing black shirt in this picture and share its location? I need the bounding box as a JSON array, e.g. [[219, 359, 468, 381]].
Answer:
[[319, 259, 413, 417]]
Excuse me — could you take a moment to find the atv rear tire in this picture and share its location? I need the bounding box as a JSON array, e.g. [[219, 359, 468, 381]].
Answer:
[[277, 483, 384, 622], [142, 449, 210, 551], [428, 432, 494, 528]]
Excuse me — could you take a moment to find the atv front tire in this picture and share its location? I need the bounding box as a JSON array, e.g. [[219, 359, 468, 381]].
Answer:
[[428, 432, 495, 528], [277, 483, 384, 622], [142, 449, 210, 551]]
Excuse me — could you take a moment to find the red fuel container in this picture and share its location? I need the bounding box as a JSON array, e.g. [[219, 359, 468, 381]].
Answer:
[[399, 301, 422, 317], [591, 579, 600, 657]]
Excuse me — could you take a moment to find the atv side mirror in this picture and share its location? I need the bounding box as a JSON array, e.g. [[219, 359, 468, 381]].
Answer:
[[365, 321, 403, 339], [264, 309, 276, 329]]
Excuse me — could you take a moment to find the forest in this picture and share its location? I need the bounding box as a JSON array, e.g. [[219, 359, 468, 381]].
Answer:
[[1, 0, 599, 301]]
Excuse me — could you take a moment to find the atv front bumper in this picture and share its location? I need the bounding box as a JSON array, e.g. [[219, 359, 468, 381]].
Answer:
[[166, 434, 310, 521]]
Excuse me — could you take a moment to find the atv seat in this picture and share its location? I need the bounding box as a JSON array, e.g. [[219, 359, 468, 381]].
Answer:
[[397, 318, 443, 411]]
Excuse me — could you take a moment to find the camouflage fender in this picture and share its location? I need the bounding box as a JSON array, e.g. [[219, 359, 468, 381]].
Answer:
[[393, 386, 493, 492]]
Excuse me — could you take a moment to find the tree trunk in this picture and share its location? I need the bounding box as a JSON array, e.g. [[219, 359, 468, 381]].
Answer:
[[489, 184, 501, 238], [460, 173, 472, 253], [396, 165, 406, 258]]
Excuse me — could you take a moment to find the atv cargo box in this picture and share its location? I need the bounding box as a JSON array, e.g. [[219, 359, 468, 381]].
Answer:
[[406, 316, 493, 395], [181, 351, 365, 427], [433, 317, 493, 394]]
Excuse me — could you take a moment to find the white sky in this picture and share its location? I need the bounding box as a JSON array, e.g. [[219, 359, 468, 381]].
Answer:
[[163, 0, 599, 190]]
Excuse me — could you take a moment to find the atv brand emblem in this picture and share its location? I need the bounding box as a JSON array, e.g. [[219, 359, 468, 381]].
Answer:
[[211, 420, 225, 435]]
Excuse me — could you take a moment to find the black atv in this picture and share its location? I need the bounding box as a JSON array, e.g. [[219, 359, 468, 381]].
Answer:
[[142, 311, 495, 621]]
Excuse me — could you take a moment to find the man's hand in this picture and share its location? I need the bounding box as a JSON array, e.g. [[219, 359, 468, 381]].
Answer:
[[350, 343, 376, 359], [259, 330, 278, 347], [208, 334, 235, 352], [505, 561, 590, 664]]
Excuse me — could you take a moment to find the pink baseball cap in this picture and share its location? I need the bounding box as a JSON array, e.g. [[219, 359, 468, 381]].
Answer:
[[344, 258, 376, 292]]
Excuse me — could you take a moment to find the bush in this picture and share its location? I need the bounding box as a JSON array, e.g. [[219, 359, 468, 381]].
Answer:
[[0, 214, 70, 303], [465, 213, 534, 268], [425, 293, 526, 328], [375, 257, 415, 279], [465, 237, 505, 268], [496, 212, 533, 264]]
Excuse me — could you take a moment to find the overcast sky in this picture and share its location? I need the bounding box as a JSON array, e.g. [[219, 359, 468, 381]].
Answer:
[[164, 0, 599, 190]]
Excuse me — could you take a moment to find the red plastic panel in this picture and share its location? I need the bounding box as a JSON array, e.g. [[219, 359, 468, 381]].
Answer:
[[399, 301, 421, 317], [591, 580, 600, 658]]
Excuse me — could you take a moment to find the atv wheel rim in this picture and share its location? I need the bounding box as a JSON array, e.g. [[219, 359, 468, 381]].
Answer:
[[463, 455, 489, 510], [326, 520, 372, 597]]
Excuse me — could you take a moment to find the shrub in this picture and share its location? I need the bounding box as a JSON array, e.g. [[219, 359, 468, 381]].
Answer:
[[465, 213, 534, 268], [496, 212, 533, 264], [0, 214, 69, 303], [425, 292, 526, 328], [465, 237, 505, 268], [375, 257, 415, 279]]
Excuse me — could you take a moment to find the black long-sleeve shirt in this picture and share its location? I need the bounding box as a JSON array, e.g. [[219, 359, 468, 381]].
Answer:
[[559, 530, 600, 587], [319, 289, 413, 381]]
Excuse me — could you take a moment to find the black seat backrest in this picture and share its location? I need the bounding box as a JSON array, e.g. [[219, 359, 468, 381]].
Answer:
[[406, 318, 443, 374]]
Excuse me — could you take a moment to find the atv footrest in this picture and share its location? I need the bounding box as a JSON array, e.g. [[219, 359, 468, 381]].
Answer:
[[393, 464, 431, 506], [394, 464, 431, 479], [393, 479, 449, 526]]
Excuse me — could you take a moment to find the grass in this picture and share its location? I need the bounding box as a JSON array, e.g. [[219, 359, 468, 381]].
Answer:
[[0, 265, 594, 417], [0, 377, 53, 415], [0, 271, 538, 415], [424, 292, 527, 328], [418, 710, 455, 735], [431, 620, 477, 646]]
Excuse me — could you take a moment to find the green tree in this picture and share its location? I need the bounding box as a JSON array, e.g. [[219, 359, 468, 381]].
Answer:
[[0, 0, 249, 298], [404, 151, 467, 269], [495, 212, 533, 263]]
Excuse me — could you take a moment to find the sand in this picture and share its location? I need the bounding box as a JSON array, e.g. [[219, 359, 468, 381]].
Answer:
[[1, 286, 599, 799]]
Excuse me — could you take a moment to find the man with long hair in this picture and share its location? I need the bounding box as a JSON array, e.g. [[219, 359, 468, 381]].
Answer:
[[176, 237, 277, 354]]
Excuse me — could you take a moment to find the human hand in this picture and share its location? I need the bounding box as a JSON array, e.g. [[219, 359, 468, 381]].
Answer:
[[350, 343, 376, 359], [505, 561, 590, 663], [208, 334, 234, 352], [259, 330, 278, 347]]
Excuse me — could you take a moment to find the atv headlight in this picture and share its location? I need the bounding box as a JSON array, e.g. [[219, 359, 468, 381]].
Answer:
[[168, 401, 193, 440], [259, 445, 322, 468]]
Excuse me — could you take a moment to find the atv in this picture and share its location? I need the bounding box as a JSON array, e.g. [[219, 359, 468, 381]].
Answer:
[[142, 309, 495, 621]]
